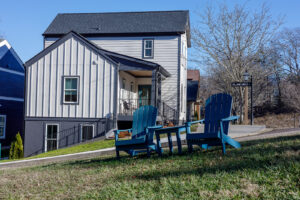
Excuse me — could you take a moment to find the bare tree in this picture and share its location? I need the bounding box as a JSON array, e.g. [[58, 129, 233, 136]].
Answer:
[[275, 28, 300, 112], [191, 3, 282, 120], [277, 28, 300, 77]]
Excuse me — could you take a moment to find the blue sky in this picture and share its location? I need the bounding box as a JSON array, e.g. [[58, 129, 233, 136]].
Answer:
[[1, 0, 300, 66]]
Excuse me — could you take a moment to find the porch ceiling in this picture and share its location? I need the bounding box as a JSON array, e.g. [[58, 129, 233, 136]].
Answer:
[[126, 70, 152, 77]]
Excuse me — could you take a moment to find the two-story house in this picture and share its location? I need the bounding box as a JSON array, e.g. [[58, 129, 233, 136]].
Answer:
[[24, 10, 190, 156]]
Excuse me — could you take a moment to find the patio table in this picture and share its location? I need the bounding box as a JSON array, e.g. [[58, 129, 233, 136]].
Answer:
[[155, 125, 186, 156]]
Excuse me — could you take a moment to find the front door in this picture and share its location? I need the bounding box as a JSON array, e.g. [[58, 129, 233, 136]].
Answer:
[[138, 85, 151, 107]]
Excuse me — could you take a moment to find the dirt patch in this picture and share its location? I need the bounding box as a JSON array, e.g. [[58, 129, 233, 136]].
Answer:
[[284, 150, 300, 157], [255, 113, 300, 129]]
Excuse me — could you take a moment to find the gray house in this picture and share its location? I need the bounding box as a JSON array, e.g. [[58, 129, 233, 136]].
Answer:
[[24, 10, 190, 156]]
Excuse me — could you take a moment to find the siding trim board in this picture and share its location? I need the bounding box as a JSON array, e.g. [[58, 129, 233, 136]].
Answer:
[[44, 32, 184, 38], [177, 35, 181, 123], [25, 117, 107, 122], [0, 96, 24, 102], [0, 67, 24, 76]]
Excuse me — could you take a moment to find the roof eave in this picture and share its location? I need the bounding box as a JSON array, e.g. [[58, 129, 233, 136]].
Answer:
[[26, 31, 119, 67], [43, 32, 184, 37]]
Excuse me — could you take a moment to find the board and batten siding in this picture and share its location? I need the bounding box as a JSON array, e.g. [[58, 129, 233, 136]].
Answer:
[[45, 35, 180, 110], [179, 33, 188, 119], [27, 37, 117, 119]]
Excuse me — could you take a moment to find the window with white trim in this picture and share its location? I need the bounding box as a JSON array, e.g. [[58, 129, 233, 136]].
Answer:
[[0, 115, 6, 139], [143, 39, 154, 58], [64, 77, 79, 103], [45, 124, 59, 152]]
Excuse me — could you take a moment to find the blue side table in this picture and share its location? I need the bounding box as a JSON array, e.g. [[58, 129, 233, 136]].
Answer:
[[155, 125, 186, 156]]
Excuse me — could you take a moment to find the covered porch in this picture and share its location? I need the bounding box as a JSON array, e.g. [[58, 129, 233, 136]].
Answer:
[[118, 64, 169, 121], [102, 50, 177, 126]]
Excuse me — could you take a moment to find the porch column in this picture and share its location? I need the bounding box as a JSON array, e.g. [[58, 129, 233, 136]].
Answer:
[[151, 70, 157, 107], [156, 73, 162, 114]]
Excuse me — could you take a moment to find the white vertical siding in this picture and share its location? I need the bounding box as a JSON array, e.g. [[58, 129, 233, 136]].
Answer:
[[45, 35, 180, 110], [26, 36, 117, 119], [179, 33, 188, 119], [26, 66, 31, 116], [96, 58, 104, 118], [29, 63, 37, 116], [88, 36, 179, 109], [36, 59, 43, 117]]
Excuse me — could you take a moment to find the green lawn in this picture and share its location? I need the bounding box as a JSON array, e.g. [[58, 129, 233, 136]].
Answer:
[[29, 139, 116, 159], [0, 139, 115, 162], [0, 135, 299, 199], [1, 124, 198, 162]]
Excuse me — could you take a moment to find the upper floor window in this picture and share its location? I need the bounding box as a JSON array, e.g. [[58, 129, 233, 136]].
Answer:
[[64, 77, 79, 104], [130, 82, 134, 92], [143, 39, 154, 58], [0, 115, 6, 139], [122, 78, 126, 89]]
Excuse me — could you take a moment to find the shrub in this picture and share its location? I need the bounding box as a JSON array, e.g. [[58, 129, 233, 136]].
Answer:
[[9, 132, 24, 159]]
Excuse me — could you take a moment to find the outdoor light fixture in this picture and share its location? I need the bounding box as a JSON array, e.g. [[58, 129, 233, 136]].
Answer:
[[232, 70, 254, 125], [243, 71, 250, 81]]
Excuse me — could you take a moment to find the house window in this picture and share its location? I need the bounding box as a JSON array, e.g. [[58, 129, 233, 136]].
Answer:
[[45, 124, 59, 152], [81, 124, 94, 142], [143, 39, 154, 58], [130, 82, 134, 92], [64, 77, 79, 103], [0, 115, 6, 139], [122, 78, 126, 89]]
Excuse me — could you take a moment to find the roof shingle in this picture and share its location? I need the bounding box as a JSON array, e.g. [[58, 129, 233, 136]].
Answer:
[[43, 10, 191, 47]]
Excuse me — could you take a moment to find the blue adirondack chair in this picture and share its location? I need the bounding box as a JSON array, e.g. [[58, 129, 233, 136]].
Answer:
[[114, 105, 162, 158], [186, 93, 241, 154]]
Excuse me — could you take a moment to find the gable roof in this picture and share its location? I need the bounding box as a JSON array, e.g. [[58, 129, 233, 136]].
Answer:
[[25, 31, 118, 67], [26, 31, 170, 77], [0, 40, 24, 73], [43, 10, 191, 47]]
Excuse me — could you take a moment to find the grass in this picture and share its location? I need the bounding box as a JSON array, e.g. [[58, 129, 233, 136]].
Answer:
[[1, 124, 198, 162], [29, 139, 116, 159], [0, 139, 115, 163], [0, 135, 299, 199]]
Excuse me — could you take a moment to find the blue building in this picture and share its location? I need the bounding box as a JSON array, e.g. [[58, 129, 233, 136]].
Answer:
[[0, 39, 24, 157]]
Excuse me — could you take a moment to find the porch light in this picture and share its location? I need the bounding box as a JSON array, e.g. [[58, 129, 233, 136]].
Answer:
[[243, 71, 250, 81]]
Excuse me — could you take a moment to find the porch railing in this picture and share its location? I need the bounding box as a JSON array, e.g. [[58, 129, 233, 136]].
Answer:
[[118, 98, 151, 116], [161, 101, 179, 125], [118, 98, 179, 125]]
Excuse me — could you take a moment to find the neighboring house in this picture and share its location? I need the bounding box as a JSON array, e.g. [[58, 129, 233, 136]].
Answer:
[[24, 10, 190, 156], [0, 39, 24, 156], [187, 69, 200, 121]]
